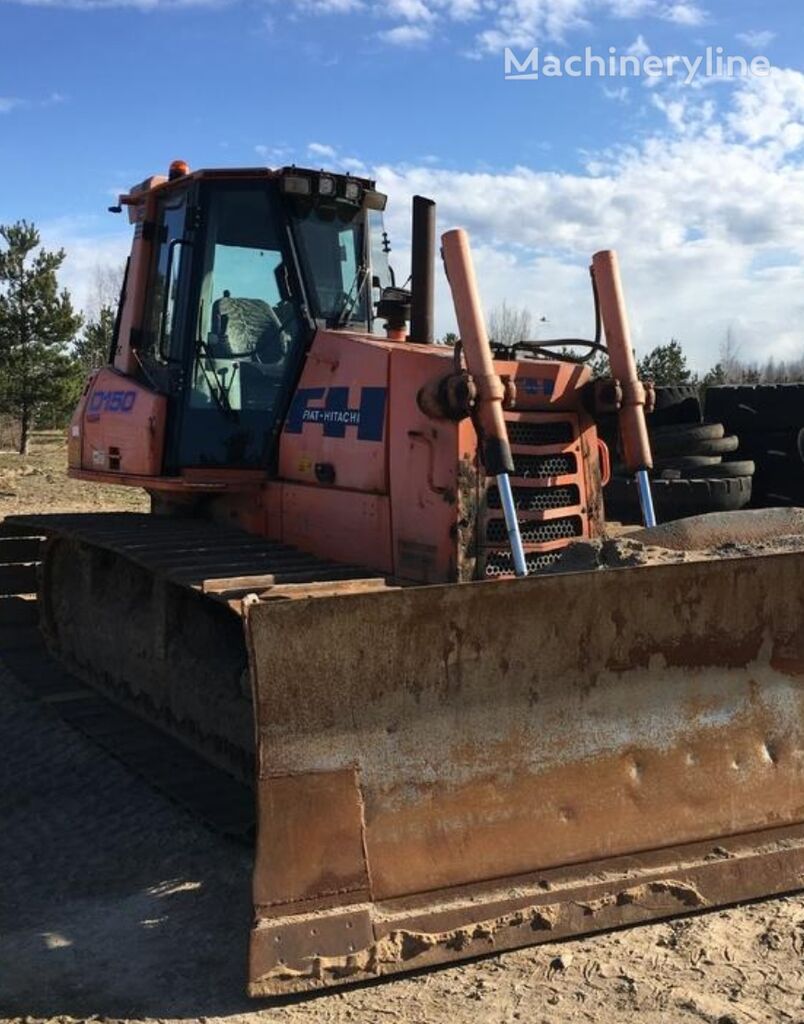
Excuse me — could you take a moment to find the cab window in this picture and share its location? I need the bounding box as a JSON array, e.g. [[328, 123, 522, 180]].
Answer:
[[144, 191, 187, 361]]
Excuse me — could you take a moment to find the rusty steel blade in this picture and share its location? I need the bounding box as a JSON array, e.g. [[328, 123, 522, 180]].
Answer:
[[244, 551, 804, 995]]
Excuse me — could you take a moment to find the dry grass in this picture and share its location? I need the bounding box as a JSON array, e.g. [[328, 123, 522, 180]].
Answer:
[[0, 431, 149, 517]]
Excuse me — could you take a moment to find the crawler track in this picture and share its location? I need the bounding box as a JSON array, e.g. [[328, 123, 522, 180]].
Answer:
[[0, 516, 386, 839]]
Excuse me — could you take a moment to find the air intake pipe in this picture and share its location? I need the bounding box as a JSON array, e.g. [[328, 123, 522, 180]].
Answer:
[[410, 196, 436, 345]]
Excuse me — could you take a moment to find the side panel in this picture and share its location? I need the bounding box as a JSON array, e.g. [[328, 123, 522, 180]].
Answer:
[[279, 332, 391, 494], [281, 483, 393, 574], [246, 552, 804, 989], [78, 368, 166, 476]]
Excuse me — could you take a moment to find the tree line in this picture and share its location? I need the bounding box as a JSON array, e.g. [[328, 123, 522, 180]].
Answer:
[[441, 302, 804, 390], [1, 223, 802, 456], [0, 221, 119, 453]]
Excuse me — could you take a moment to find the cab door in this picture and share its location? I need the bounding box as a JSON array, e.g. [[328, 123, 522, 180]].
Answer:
[[139, 184, 195, 473], [168, 181, 308, 471]]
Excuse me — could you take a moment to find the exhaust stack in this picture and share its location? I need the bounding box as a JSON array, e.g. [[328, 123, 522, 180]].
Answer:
[[410, 196, 436, 345]]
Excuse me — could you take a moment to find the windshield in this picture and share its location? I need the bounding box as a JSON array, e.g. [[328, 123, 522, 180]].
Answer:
[[288, 202, 369, 327]]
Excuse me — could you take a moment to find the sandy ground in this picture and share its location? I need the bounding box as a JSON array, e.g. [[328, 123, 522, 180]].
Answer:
[[1, 437, 803, 1024]]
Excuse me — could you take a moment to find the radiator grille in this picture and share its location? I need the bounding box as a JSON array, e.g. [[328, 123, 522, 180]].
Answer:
[[486, 515, 583, 545], [506, 420, 574, 447], [487, 484, 580, 512], [483, 550, 565, 577], [512, 452, 577, 478]]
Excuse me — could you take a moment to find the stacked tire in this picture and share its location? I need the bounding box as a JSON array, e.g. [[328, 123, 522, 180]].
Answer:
[[704, 385, 804, 508], [604, 386, 754, 524]]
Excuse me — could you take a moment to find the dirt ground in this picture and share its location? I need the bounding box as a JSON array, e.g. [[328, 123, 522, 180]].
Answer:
[[1, 437, 803, 1024], [0, 433, 149, 517]]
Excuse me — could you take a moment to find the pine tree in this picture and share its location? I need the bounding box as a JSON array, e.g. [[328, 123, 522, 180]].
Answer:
[[0, 221, 82, 453], [75, 305, 115, 372], [636, 339, 696, 387]]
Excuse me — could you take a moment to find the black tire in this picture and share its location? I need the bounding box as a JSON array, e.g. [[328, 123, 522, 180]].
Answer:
[[758, 491, 804, 507], [736, 429, 802, 458], [698, 460, 756, 478], [751, 453, 804, 505], [649, 385, 702, 429], [650, 422, 725, 442], [704, 384, 804, 433], [798, 429, 804, 464], [652, 455, 723, 472], [651, 433, 739, 458], [604, 475, 753, 523]]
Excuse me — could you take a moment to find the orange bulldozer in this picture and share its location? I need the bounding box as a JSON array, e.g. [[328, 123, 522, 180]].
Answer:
[[8, 160, 803, 996]]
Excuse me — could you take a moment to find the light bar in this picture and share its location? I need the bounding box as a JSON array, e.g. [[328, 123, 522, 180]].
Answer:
[[280, 170, 386, 211], [281, 175, 312, 196]]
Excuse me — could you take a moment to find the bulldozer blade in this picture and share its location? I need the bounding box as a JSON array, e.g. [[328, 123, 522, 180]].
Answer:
[[244, 550, 804, 996]]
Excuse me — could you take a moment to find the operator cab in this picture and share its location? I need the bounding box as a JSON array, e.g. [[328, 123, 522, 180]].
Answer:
[[127, 166, 389, 472]]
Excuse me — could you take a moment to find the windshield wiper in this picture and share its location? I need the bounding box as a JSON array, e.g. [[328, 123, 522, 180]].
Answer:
[[195, 300, 238, 421], [332, 263, 368, 328]]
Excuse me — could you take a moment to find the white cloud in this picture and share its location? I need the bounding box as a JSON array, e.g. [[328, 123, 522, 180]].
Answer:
[[0, 93, 65, 113], [627, 32, 650, 57], [727, 67, 804, 149], [736, 29, 775, 51], [377, 23, 431, 44], [340, 156, 369, 173], [602, 84, 629, 102], [659, 2, 705, 26], [474, 0, 592, 53], [385, 0, 434, 21], [307, 141, 338, 160], [650, 90, 716, 133], [370, 70, 804, 368], [38, 217, 130, 315], [441, 0, 481, 19], [6, 0, 222, 8], [396, 0, 709, 56], [607, 0, 653, 16], [255, 143, 293, 165], [0, 0, 715, 52], [292, 0, 362, 11]]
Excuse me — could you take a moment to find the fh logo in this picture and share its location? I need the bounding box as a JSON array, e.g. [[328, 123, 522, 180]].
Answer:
[[285, 386, 387, 442]]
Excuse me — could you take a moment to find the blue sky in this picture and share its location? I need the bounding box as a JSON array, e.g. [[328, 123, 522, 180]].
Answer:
[[2, 0, 803, 369]]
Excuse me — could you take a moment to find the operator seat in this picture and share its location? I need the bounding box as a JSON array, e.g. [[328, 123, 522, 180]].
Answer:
[[210, 292, 288, 364]]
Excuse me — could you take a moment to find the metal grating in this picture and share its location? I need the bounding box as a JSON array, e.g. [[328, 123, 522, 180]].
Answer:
[[483, 549, 564, 577], [487, 484, 580, 512], [506, 420, 574, 447], [512, 452, 577, 478], [486, 515, 583, 545]]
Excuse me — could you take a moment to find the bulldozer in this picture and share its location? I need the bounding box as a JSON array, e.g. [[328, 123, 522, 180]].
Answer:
[[7, 160, 804, 996]]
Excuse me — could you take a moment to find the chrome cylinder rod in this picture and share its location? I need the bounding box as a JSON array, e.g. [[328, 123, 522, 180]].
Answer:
[[636, 469, 657, 528], [496, 473, 528, 577]]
